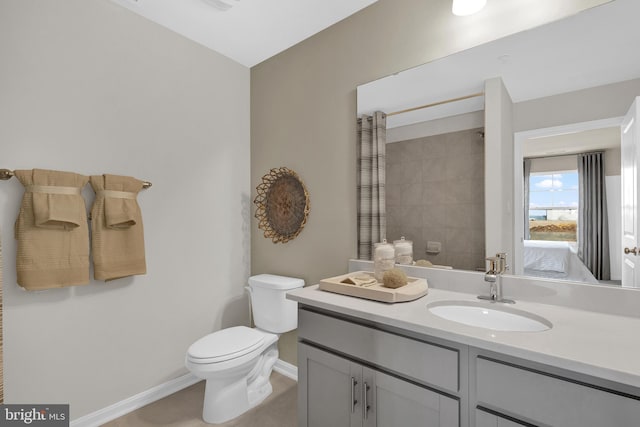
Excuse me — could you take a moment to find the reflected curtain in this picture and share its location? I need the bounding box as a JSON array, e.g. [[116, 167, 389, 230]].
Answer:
[[523, 158, 532, 240], [578, 152, 610, 280], [357, 111, 386, 259]]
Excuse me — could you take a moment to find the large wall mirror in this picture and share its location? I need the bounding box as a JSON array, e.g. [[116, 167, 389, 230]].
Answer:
[[356, 0, 640, 288]]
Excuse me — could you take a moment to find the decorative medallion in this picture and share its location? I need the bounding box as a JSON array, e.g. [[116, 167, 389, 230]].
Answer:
[[254, 167, 310, 243]]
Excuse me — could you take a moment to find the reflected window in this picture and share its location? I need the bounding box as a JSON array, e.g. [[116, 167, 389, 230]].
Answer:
[[528, 170, 578, 242]]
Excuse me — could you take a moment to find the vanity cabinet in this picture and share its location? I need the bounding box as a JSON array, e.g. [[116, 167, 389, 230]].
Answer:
[[297, 308, 462, 427], [290, 284, 640, 427], [472, 354, 640, 427], [296, 304, 640, 427]]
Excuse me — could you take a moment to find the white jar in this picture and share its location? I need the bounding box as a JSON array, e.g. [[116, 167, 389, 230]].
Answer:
[[374, 239, 395, 281], [393, 236, 413, 265]]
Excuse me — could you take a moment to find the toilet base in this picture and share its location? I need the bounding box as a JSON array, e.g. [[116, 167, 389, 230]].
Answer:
[[201, 344, 279, 424]]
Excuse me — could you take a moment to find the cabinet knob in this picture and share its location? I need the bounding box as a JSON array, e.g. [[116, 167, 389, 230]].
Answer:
[[624, 247, 638, 255]]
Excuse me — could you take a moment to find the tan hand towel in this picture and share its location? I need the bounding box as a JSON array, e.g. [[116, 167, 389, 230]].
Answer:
[[341, 274, 377, 287], [90, 174, 146, 281], [14, 169, 90, 290]]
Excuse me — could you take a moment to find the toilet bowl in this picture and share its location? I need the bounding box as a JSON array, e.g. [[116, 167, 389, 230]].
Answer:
[[185, 274, 304, 424]]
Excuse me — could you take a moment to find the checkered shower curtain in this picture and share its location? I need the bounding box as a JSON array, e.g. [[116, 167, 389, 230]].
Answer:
[[357, 111, 386, 259]]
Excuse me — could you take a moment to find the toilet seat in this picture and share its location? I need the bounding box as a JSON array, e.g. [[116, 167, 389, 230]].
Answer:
[[187, 326, 265, 364]]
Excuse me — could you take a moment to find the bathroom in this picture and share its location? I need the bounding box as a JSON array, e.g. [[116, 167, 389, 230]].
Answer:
[[2, 0, 640, 426]]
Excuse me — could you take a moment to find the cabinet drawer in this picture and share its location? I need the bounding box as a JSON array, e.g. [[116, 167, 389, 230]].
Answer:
[[476, 357, 640, 427], [298, 309, 459, 392]]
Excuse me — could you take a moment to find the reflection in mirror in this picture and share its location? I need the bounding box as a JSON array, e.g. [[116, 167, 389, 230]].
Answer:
[[357, 0, 640, 286], [386, 117, 485, 271], [521, 127, 621, 286]]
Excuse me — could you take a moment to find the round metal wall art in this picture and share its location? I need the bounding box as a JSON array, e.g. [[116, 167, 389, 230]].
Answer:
[[254, 167, 310, 243]]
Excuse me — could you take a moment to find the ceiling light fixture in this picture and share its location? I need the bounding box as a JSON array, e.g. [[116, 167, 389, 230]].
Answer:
[[202, 0, 240, 12], [452, 0, 486, 16]]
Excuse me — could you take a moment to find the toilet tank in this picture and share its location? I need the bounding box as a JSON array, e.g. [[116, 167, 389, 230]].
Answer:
[[248, 274, 305, 333]]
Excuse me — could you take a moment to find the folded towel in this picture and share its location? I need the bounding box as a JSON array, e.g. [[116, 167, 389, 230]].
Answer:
[[341, 274, 377, 287], [90, 174, 146, 281], [14, 169, 90, 290]]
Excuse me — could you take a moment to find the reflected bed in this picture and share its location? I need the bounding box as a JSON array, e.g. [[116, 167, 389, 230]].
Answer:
[[523, 240, 599, 284]]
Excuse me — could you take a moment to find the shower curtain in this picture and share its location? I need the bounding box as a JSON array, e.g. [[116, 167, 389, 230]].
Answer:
[[578, 152, 610, 280], [357, 111, 386, 259]]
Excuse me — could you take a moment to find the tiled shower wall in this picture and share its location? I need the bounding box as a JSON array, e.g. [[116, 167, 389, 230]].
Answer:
[[386, 127, 485, 271]]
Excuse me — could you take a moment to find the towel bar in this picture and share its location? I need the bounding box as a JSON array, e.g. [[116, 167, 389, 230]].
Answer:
[[0, 169, 13, 180], [0, 169, 152, 189]]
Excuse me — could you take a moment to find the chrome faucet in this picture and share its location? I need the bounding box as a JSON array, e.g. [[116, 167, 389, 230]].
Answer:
[[478, 253, 515, 304]]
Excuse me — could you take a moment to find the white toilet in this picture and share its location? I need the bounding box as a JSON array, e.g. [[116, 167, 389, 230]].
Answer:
[[185, 274, 304, 424]]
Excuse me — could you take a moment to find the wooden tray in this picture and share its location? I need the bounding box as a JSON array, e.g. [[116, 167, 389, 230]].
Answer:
[[319, 271, 428, 303]]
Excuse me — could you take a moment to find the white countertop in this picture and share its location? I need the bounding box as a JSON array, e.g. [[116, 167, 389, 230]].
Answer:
[[287, 284, 640, 390]]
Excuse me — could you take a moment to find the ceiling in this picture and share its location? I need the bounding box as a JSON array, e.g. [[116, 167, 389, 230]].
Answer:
[[109, 0, 378, 67], [357, 0, 640, 129]]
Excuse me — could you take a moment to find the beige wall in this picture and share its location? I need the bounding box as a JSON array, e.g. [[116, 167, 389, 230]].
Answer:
[[0, 0, 250, 420], [530, 150, 621, 176], [251, 0, 610, 364], [530, 155, 578, 174]]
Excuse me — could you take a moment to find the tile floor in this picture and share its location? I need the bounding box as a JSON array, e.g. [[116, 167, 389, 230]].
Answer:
[[103, 372, 297, 426]]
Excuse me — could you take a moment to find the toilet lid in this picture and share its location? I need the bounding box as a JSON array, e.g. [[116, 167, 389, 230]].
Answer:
[[187, 326, 265, 363]]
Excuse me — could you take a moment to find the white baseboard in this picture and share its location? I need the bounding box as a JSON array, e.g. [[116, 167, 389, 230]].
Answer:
[[70, 373, 200, 427], [273, 358, 298, 381], [70, 359, 296, 427]]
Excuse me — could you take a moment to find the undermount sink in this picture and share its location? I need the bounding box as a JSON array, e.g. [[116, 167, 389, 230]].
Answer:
[[427, 300, 552, 332]]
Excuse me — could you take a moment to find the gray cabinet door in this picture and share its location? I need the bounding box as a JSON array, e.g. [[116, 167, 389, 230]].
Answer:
[[300, 343, 460, 427], [475, 410, 497, 427], [475, 409, 528, 427], [364, 367, 459, 427], [298, 343, 362, 427]]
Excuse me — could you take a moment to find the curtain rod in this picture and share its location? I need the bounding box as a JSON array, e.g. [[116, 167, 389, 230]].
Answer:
[[0, 169, 152, 189], [525, 150, 604, 161], [525, 153, 577, 160], [386, 91, 485, 117], [358, 91, 485, 121]]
